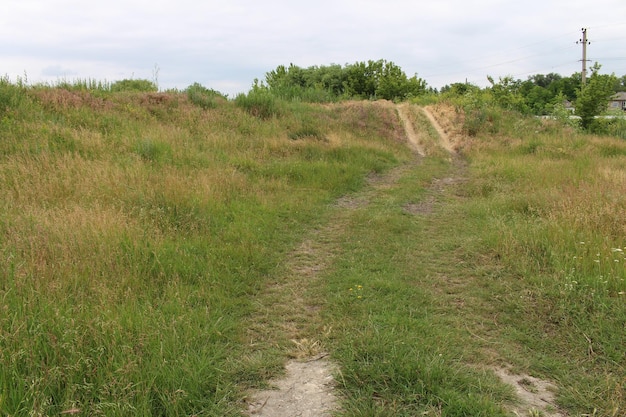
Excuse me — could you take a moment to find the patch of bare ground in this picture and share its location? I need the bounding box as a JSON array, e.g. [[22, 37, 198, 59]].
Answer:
[[244, 226, 342, 416], [494, 367, 566, 417], [423, 103, 467, 153], [247, 357, 337, 417], [395, 103, 426, 156], [421, 106, 455, 154], [403, 160, 468, 216]]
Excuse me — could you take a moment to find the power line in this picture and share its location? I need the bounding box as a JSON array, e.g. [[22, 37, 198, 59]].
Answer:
[[421, 44, 578, 81], [420, 29, 580, 76], [420, 24, 626, 88]]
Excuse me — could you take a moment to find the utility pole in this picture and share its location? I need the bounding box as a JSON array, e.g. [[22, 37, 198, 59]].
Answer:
[[577, 28, 590, 85]]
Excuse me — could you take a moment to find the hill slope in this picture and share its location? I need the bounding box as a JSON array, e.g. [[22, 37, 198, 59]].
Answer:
[[1, 85, 625, 416]]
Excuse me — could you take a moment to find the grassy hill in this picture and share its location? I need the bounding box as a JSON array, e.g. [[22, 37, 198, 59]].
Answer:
[[0, 81, 625, 416]]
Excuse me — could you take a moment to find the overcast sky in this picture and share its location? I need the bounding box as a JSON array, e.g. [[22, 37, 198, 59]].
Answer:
[[2, 1, 625, 97]]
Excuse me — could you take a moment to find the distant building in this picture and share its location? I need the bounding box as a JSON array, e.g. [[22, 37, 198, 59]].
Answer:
[[609, 92, 626, 111]]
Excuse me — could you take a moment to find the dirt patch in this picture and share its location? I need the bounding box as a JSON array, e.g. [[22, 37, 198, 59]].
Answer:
[[403, 196, 437, 215], [421, 106, 456, 154], [494, 367, 565, 417], [396, 103, 426, 156], [423, 103, 469, 153], [247, 357, 337, 417], [335, 195, 369, 210]]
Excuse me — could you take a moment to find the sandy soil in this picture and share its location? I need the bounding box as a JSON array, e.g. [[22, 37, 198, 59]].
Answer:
[[396, 102, 426, 156], [421, 106, 455, 153], [247, 356, 337, 416], [494, 367, 565, 417]]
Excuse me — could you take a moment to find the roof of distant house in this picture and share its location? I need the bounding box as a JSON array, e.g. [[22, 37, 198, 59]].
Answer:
[[611, 91, 626, 101]]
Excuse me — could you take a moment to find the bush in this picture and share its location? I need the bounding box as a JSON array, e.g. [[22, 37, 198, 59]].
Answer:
[[235, 86, 282, 119], [455, 90, 502, 136], [592, 113, 626, 139], [185, 83, 227, 109], [111, 79, 158, 93]]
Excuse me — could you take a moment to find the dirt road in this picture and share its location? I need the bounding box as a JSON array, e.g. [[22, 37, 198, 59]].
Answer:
[[245, 102, 562, 417]]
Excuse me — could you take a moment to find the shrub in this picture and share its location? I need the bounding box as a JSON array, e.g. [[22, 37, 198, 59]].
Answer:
[[592, 113, 626, 139], [185, 83, 227, 109], [456, 91, 501, 136], [111, 79, 158, 93], [235, 85, 282, 119]]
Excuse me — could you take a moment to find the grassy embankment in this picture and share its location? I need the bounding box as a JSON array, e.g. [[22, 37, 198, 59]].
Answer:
[[0, 79, 625, 416]]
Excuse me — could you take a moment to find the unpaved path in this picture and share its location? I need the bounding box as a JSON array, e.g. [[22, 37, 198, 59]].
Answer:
[[396, 103, 426, 156], [245, 162, 412, 417], [246, 102, 427, 417], [245, 102, 563, 417]]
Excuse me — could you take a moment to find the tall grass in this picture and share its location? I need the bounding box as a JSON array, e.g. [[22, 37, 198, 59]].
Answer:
[[3, 78, 625, 416], [318, 98, 625, 415], [0, 82, 406, 415], [449, 106, 626, 415]]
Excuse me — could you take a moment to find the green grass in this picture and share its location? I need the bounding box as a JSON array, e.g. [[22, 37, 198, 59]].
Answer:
[[310, 104, 624, 415], [319, 157, 514, 416], [1, 79, 625, 416], [0, 82, 406, 416]]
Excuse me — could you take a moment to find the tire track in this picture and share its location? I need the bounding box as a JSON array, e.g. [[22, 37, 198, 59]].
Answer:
[[421, 106, 455, 154], [246, 101, 455, 417], [396, 103, 426, 156]]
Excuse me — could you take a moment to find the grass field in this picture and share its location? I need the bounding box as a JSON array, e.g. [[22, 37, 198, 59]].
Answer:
[[0, 80, 624, 416]]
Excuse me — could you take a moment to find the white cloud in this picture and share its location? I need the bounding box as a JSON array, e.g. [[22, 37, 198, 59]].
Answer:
[[1, 0, 625, 96], [41, 65, 77, 77]]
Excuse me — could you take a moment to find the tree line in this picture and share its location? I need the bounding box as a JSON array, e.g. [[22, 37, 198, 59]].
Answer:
[[260, 59, 428, 102], [246, 60, 624, 133], [87, 58, 624, 134]]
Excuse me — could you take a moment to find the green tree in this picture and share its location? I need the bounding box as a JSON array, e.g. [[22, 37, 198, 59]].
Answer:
[[613, 74, 626, 92], [528, 73, 562, 89], [441, 82, 480, 96], [376, 60, 408, 100], [264, 60, 426, 102], [575, 63, 617, 130], [487, 75, 529, 113]]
